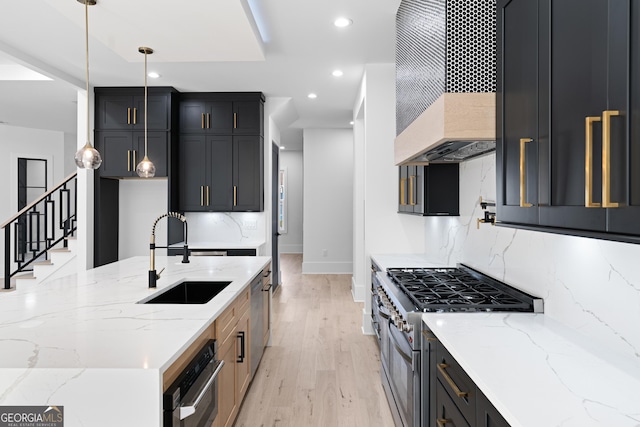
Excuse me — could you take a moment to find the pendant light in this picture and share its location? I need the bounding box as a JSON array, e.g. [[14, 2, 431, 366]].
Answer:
[[74, 0, 102, 169], [136, 47, 156, 178]]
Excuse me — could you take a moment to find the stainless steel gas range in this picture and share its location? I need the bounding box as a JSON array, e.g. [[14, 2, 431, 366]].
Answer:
[[370, 261, 543, 427]]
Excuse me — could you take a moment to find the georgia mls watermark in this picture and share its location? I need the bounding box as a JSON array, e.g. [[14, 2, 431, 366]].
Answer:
[[0, 406, 63, 427]]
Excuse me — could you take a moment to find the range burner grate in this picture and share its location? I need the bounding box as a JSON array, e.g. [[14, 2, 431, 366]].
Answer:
[[387, 266, 535, 312]]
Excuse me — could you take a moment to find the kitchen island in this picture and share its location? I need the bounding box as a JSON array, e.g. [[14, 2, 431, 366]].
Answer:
[[0, 255, 270, 427]]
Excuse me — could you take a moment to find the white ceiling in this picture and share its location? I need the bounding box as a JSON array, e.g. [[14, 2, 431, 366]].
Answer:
[[0, 0, 399, 150]]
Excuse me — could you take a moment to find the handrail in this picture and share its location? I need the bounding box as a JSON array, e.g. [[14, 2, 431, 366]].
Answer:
[[0, 172, 78, 229], [3, 172, 78, 289]]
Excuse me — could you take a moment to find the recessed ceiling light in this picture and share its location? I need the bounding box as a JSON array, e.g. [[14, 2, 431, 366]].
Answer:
[[147, 72, 160, 79], [334, 17, 353, 27], [280, 146, 285, 150], [350, 121, 354, 125], [308, 93, 317, 99], [332, 70, 344, 77]]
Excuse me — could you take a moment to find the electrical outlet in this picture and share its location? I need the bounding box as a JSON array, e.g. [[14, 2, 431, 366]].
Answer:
[[243, 220, 257, 230]]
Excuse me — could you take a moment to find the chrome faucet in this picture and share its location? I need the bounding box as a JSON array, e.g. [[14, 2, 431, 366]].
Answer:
[[149, 212, 189, 288]]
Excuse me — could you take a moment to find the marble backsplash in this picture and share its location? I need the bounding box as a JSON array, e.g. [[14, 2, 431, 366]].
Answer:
[[423, 153, 640, 361], [183, 212, 266, 243]]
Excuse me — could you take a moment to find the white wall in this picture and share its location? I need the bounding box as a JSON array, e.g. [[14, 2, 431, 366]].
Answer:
[[278, 150, 303, 253], [302, 129, 353, 273], [118, 180, 169, 259], [0, 125, 65, 281], [423, 153, 640, 360], [354, 64, 426, 327]]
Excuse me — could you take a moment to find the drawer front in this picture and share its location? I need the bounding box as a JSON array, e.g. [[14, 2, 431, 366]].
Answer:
[[436, 379, 471, 427], [436, 342, 476, 422]]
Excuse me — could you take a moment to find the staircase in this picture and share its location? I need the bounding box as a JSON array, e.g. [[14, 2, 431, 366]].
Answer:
[[14, 238, 78, 287], [1, 172, 77, 290]]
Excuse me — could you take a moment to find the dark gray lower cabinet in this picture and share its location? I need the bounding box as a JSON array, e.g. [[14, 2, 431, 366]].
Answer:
[[432, 341, 511, 427], [177, 134, 263, 212]]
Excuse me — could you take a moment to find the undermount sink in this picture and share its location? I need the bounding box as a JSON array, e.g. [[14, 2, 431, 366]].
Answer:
[[139, 281, 231, 304]]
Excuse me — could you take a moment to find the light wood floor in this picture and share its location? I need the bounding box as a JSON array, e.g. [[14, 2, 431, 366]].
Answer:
[[234, 254, 395, 427]]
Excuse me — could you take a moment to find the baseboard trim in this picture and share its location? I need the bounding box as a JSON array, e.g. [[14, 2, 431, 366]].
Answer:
[[301, 261, 352, 274]]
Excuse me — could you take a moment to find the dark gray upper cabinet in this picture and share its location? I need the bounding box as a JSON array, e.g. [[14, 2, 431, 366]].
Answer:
[[94, 87, 176, 179], [95, 87, 171, 131], [179, 93, 264, 136], [96, 130, 168, 178], [398, 163, 459, 216], [497, 0, 640, 242]]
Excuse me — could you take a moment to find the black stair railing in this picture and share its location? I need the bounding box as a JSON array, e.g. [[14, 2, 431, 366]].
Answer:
[[1, 172, 78, 289]]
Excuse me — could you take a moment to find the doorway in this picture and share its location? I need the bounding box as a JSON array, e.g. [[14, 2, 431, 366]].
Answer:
[[271, 142, 281, 290]]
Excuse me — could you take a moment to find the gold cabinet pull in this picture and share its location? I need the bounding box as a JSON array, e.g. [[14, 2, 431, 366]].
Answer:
[[207, 113, 211, 129], [132, 150, 137, 169], [127, 150, 131, 171], [585, 116, 602, 207], [234, 112, 237, 129], [409, 175, 416, 206], [437, 363, 468, 398], [233, 186, 237, 206], [602, 110, 620, 208], [519, 138, 533, 207], [127, 108, 131, 125], [201, 113, 205, 129], [206, 186, 210, 206], [436, 419, 451, 427], [399, 178, 406, 205], [133, 107, 137, 125], [200, 186, 204, 206]]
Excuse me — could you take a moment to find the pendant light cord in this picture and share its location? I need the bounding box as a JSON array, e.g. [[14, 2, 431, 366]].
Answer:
[[144, 49, 148, 157], [84, 0, 90, 145]]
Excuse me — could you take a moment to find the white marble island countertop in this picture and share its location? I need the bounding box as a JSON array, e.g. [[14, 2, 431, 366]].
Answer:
[[424, 313, 640, 427], [0, 255, 270, 427]]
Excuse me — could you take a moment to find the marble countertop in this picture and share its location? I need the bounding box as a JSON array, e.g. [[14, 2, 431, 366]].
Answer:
[[424, 313, 640, 427], [0, 255, 270, 427]]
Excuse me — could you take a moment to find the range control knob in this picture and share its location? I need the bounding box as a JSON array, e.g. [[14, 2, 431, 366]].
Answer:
[[402, 322, 413, 333]]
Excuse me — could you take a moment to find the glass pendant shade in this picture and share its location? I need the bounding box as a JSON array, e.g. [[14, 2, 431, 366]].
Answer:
[[76, 0, 101, 170], [136, 46, 155, 178], [136, 155, 156, 178], [75, 142, 102, 169]]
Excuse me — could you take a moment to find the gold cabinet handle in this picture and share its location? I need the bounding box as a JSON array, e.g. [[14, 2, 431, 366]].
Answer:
[[133, 107, 137, 125], [437, 363, 468, 398], [127, 108, 131, 125], [409, 175, 416, 205], [602, 110, 620, 208], [436, 419, 451, 427], [207, 113, 211, 129], [234, 112, 237, 129], [233, 186, 237, 206], [519, 138, 533, 207], [201, 113, 205, 129], [132, 150, 137, 169], [585, 116, 602, 207], [206, 186, 210, 206], [127, 150, 131, 171], [399, 178, 406, 205], [200, 186, 204, 206]]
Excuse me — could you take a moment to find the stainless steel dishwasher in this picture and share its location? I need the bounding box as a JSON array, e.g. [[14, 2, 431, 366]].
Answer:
[[249, 273, 264, 377]]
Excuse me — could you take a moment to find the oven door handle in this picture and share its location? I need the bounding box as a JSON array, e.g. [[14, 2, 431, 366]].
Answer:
[[389, 327, 414, 368], [179, 359, 225, 420]]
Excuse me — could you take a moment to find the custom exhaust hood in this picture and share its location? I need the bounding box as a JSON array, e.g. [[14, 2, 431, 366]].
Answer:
[[394, 92, 496, 166]]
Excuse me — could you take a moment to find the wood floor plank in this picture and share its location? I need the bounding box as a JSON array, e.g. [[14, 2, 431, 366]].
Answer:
[[234, 253, 394, 426]]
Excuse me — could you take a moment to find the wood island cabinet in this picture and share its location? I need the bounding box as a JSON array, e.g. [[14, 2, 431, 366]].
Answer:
[[497, 0, 640, 242], [214, 287, 250, 427]]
